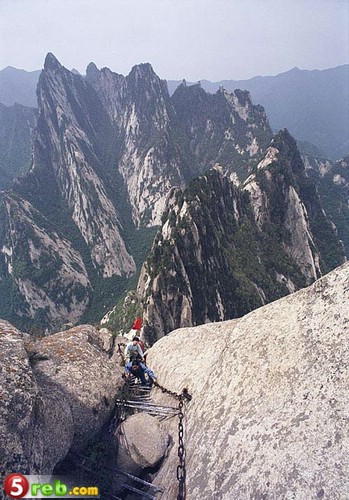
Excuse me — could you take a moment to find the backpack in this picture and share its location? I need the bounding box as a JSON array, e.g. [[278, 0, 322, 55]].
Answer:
[[127, 344, 142, 361]]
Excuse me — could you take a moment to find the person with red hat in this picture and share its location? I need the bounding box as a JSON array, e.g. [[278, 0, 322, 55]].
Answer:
[[132, 317, 145, 353], [132, 317, 143, 331]]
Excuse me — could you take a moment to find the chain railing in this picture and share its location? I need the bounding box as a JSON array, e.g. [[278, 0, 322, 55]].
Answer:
[[177, 396, 186, 500], [117, 346, 192, 499], [153, 381, 192, 499]]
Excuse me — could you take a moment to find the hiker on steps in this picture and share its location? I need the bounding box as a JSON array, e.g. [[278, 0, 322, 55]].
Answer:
[[124, 336, 144, 363], [131, 317, 146, 353], [125, 359, 157, 387]]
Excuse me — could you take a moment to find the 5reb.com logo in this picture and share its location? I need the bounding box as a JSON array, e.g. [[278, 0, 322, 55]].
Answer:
[[4, 474, 99, 498]]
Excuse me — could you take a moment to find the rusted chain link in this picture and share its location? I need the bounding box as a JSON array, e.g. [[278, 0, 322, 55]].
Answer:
[[153, 381, 191, 499]]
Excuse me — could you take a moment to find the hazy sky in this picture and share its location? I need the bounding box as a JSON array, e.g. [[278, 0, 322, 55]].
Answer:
[[0, 0, 348, 81]]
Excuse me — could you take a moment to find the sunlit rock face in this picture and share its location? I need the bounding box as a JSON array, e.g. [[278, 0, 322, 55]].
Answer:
[[34, 53, 136, 278], [146, 261, 349, 499], [86, 61, 186, 227], [0, 54, 138, 330], [243, 130, 339, 283], [139, 131, 344, 342], [87, 64, 273, 227]]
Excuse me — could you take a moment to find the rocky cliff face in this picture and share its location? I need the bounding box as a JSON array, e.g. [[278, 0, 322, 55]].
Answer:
[[0, 192, 91, 330], [139, 130, 344, 342], [303, 153, 349, 256], [2, 262, 348, 499], [244, 130, 344, 278], [86, 62, 186, 226], [0, 53, 275, 332], [0, 321, 123, 498], [0, 53, 345, 334], [146, 261, 349, 499], [169, 64, 349, 160], [0, 54, 139, 330], [171, 83, 272, 180], [34, 54, 135, 278], [3, 64, 348, 161]]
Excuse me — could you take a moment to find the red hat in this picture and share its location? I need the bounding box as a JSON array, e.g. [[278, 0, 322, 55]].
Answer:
[[132, 317, 142, 330]]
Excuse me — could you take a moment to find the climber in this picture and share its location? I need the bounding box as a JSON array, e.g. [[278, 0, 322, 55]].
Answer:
[[132, 317, 143, 331], [132, 317, 145, 353], [125, 359, 157, 386], [124, 336, 144, 362]]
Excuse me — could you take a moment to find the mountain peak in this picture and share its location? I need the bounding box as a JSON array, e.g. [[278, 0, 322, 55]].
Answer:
[[86, 62, 100, 82], [129, 63, 156, 80], [272, 128, 297, 149], [44, 53, 61, 71]]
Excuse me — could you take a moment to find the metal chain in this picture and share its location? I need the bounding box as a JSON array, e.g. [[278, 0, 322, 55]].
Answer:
[[153, 381, 191, 499], [153, 381, 191, 402], [177, 396, 186, 500], [118, 353, 192, 498]]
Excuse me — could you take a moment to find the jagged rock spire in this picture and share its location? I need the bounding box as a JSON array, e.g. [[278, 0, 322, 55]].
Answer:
[[44, 52, 62, 71]]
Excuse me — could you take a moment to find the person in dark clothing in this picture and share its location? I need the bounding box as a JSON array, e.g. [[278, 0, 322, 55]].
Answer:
[[125, 359, 157, 386], [124, 336, 144, 362]]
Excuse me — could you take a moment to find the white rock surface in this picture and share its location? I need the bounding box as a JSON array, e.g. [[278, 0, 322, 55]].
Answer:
[[98, 327, 114, 353], [35, 57, 136, 277], [284, 186, 321, 282], [146, 262, 349, 499]]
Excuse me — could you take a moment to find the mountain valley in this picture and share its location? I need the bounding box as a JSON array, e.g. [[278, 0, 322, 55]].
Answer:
[[0, 54, 347, 338]]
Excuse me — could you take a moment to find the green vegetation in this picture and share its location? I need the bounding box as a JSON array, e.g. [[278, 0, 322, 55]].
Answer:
[[0, 103, 36, 189], [142, 155, 343, 336], [80, 225, 158, 326], [80, 275, 129, 325], [0, 63, 345, 339], [103, 290, 143, 334], [315, 165, 349, 260]]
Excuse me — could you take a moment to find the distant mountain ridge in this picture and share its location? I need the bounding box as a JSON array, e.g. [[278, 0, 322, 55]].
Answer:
[[1, 63, 347, 161], [0, 66, 40, 107], [0, 103, 36, 189], [169, 64, 349, 160]]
